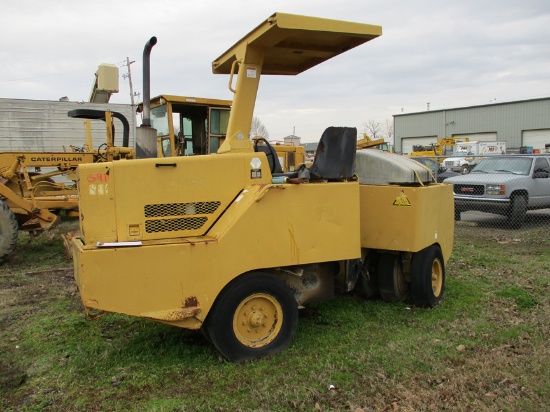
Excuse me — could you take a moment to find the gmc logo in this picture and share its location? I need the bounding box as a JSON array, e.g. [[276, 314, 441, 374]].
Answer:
[[461, 187, 474, 193]]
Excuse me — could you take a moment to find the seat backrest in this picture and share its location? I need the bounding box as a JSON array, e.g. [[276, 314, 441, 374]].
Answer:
[[309, 127, 357, 181]]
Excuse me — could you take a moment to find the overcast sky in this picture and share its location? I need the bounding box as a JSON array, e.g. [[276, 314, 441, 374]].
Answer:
[[1, 0, 549, 142]]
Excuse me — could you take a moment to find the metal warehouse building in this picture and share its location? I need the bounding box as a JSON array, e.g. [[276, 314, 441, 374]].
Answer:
[[0, 98, 136, 152], [394, 97, 550, 154]]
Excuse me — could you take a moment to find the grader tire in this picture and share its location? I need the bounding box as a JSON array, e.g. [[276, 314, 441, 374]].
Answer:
[[0, 201, 18, 263]]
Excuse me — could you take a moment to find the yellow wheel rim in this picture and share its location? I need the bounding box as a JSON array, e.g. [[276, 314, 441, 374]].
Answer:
[[431, 258, 443, 297], [233, 293, 283, 348]]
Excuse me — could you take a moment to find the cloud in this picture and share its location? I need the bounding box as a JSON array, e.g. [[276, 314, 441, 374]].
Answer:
[[1, 0, 549, 140]]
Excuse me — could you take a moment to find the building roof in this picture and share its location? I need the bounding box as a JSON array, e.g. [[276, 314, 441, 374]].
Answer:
[[394, 96, 550, 117]]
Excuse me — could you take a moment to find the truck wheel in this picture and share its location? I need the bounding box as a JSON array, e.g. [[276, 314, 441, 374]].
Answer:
[[454, 208, 461, 221], [205, 272, 298, 362], [377, 253, 409, 302], [410, 245, 445, 308], [508, 195, 526, 229], [0, 200, 19, 263]]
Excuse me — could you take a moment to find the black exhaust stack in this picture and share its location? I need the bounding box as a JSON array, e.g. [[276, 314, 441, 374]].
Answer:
[[136, 36, 158, 158]]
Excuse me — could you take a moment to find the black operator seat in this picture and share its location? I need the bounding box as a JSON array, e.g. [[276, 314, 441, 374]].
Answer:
[[309, 127, 357, 181]]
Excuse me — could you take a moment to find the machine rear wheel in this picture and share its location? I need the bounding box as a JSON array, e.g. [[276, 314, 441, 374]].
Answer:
[[377, 253, 410, 302], [410, 245, 445, 308], [205, 272, 298, 362], [0, 200, 18, 263]]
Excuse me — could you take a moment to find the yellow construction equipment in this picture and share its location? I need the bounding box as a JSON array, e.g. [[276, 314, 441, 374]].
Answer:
[[71, 12, 454, 362], [267, 141, 306, 173], [0, 92, 300, 263], [356, 133, 393, 151], [137, 94, 232, 158], [0, 110, 134, 262], [409, 137, 467, 163], [138, 94, 305, 172]]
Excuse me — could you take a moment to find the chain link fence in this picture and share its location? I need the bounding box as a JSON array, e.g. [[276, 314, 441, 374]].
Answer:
[[409, 154, 550, 231]]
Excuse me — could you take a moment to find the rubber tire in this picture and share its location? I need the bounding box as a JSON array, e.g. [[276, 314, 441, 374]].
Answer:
[[205, 272, 298, 362], [199, 324, 212, 344], [508, 195, 526, 229], [410, 245, 445, 308], [356, 268, 378, 298], [377, 253, 410, 302], [454, 209, 461, 221], [0, 200, 18, 263]]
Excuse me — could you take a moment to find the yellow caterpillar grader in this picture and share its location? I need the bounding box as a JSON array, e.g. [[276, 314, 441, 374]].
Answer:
[[71, 13, 454, 362], [0, 110, 134, 262]]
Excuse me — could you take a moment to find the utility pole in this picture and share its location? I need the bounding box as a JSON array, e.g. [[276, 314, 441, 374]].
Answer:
[[121, 57, 140, 107]]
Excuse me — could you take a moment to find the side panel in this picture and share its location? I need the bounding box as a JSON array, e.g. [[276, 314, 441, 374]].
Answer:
[[73, 181, 361, 327], [78, 153, 272, 244], [78, 162, 119, 244], [359, 184, 454, 262]]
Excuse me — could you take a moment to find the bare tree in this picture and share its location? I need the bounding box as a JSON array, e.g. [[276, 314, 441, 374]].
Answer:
[[362, 120, 383, 140], [249, 116, 270, 140], [362, 118, 394, 141]]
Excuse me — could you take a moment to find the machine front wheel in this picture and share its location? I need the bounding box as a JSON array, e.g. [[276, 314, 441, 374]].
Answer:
[[410, 245, 445, 308], [205, 272, 298, 362], [0, 200, 18, 263]]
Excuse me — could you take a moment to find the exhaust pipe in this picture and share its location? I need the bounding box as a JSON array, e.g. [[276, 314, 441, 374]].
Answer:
[[141, 36, 157, 127], [136, 36, 159, 158]]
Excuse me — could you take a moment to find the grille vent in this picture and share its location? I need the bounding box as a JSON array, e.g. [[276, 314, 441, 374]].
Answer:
[[144, 201, 221, 218], [145, 217, 207, 233], [453, 184, 485, 196]]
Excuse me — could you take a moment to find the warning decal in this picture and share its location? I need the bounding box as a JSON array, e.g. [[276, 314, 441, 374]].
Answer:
[[393, 190, 412, 206], [250, 157, 262, 169], [246, 67, 257, 78]]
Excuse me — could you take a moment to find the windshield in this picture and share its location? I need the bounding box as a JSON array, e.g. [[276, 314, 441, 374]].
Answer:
[[451, 150, 472, 157], [471, 157, 532, 175], [150, 105, 169, 136]]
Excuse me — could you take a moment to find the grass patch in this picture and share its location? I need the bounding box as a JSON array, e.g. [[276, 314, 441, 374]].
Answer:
[[1, 221, 549, 411], [499, 286, 539, 309]]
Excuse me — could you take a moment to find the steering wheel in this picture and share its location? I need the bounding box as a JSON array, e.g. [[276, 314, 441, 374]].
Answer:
[[96, 143, 108, 162], [253, 137, 277, 174]]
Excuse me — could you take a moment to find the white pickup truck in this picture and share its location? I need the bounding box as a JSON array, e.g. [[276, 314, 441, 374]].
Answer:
[[443, 141, 507, 174], [446, 155, 550, 228]]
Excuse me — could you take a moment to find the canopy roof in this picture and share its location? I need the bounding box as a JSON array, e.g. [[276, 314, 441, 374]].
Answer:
[[212, 12, 382, 76]]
